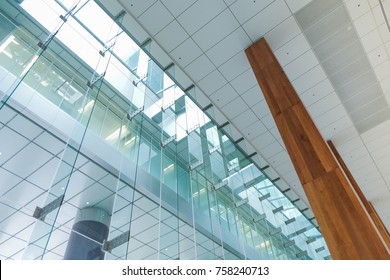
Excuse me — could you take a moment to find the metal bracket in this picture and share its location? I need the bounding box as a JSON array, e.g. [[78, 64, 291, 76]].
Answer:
[[102, 230, 130, 252], [37, 41, 47, 51], [285, 217, 296, 225], [269, 227, 282, 236], [306, 237, 316, 244], [133, 74, 148, 86], [235, 198, 248, 208], [315, 246, 325, 253], [186, 124, 200, 135], [127, 106, 144, 121], [295, 227, 309, 235], [234, 137, 244, 145], [99, 42, 116, 57], [217, 122, 229, 130], [260, 165, 269, 171], [208, 144, 220, 154], [272, 177, 280, 183], [33, 195, 64, 221], [161, 134, 176, 148], [162, 100, 175, 112], [296, 250, 308, 258], [114, 10, 126, 22], [202, 104, 213, 111], [163, 63, 174, 72], [227, 163, 239, 172], [212, 180, 228, 191], [259, 193, 271, 201], [133, 74, 147, 86], [247, 152, 257, 158], [87, 72, 105, 89], [272, 206, 284, 214], [189, 160, 203, 170], [253, 213, 266, 223], [283, 240, 295, 248]]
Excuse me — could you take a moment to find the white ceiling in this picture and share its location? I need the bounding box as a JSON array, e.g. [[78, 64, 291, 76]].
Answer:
[[97, 0, 390, 230]]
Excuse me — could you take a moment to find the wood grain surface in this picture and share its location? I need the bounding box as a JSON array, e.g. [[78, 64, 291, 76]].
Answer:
[[246, 37, 390, 259]]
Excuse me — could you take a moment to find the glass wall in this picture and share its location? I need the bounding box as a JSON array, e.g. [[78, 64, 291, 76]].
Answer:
[[0, 0, 330, 260]]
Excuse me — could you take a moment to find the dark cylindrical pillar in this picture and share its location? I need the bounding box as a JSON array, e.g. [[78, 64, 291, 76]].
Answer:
[[64, 207, 110, 260]]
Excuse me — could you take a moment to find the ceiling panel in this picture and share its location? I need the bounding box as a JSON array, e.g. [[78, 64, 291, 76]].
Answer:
[[121, 13, 149, 44], [7, 115, 43, 141], [0, 126, 29, 165], [284, 50, 319, 81], [2, 180, 45, 207], [367, 45, 389, 67], [184, 54, 215, 82], [264, 16, 302, 50], [118, 0, 157, 18], [198, 69, 227, 95], [346, 0, 371, 20], [206, 27, 252, 67], [231, 109, 258, 129], [292, 65, 328, 94], [34, 132, 64, 156], [374, 60, 390, 81], [240, 121, 267, 141], [229, 0, 274, 24], [361, 29, 383, 52], [353, 10, 376, 37], [218, 51, 251, 81], [0, 106, 16, 125], [295, 0, 342, 31], [138, 1, 173, 36], [0, 167, 22, 196], [221, 96, 248, 119], [170, 38, 203, 67], [78, 160, 109, 181], [241, 85, 264, 106], [261, 114, 276, 129], [192, 9, 240, 51], [300, 79, 334, 107], [251, 131, 275, 151], [355, 108, 390, 133], [252, 99, 271, 119], [342, 84, 382, 112], [3, 143, 52, 179], [155, 20, 189, 53], [274, 34, 311, 66], [260, 141, 284, 159], [314, 104, 346, 129], [230, 68, 257, 95], [176, 0, 226, 35], [160, 0, 197, 17], [307, 92, 341, 119], [285, 0, 313, 13], [242, 0, 291, 41]]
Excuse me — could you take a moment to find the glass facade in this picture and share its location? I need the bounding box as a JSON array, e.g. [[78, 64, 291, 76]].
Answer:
[[0, 0, 330, 260]]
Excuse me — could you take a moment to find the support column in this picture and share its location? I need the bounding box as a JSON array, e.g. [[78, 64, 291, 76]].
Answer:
[[328, 140, 390, 249], [245, 38, 390, 259], [64, 207, 110, 260]]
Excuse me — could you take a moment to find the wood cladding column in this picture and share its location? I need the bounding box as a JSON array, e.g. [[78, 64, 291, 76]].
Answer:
[[327, 140, 390, 249], [245, 38, 390, 259]]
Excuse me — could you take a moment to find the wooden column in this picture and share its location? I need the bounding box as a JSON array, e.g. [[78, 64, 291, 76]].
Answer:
[[245, 38, 390, 259], [328, 140, 390, 249]]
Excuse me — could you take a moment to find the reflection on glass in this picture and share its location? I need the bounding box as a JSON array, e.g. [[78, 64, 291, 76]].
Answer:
[[0, 0, 330, 260]]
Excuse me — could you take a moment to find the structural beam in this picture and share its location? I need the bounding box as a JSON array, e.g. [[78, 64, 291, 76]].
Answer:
[[245, 37, 390, 259], [328, 140, 390, 249]]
